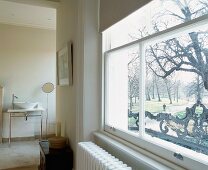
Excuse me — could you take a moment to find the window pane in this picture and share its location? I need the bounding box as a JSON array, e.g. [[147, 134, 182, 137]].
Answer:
[[105, 45, 140, 132], [105, 0, 208, 49], [145, 24, 208, 155]]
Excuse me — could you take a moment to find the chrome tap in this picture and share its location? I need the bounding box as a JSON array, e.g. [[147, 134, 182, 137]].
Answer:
[[12, 94, 18, 109]]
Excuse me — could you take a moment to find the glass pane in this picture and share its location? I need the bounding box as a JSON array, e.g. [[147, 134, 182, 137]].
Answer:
[[145, 23, 208, 155], [105, 0, 208, 49], [105, 45, 140, 133]]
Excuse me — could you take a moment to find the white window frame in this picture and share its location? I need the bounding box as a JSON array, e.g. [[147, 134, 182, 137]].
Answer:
[[103, 14, 208, 169]]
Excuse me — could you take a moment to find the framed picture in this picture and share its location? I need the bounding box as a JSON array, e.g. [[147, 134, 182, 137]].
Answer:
[[57, 41, 73, 86]]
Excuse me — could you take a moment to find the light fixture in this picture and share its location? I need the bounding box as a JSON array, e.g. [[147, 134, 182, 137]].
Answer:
[[42, 82, 54, 139]]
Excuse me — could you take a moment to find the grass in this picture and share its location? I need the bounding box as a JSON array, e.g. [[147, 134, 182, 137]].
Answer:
[[130, 98, 189, 113], [129, 98, 204, 125]]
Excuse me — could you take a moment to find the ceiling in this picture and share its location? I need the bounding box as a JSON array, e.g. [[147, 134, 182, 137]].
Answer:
[[0, 0, 56, 30]]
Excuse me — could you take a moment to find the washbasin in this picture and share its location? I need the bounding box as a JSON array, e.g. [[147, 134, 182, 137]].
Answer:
[[13, 102, 38, 109]]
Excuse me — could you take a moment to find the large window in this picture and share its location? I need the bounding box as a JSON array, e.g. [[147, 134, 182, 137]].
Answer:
[[104, 0, 208, 168]]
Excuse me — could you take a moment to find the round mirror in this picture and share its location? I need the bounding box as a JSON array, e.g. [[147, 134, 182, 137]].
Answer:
[[42, 82, 54, 93]]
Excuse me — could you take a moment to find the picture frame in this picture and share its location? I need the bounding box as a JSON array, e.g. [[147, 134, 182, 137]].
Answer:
[[57, 41, 73, 86]]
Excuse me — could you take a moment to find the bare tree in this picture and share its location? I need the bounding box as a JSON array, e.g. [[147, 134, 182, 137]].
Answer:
[[146, 68, 153, 101], [173, 80, 181, 102], [186, 75, 204, 101], [152, 73, 155, 99], [127, 0, 208, 105], [146, 83, 151, 101], [128, 55, 140, 110], [154, 73, 162, 102], [146, 0, 208, 92], [164, 78, 173, 104]]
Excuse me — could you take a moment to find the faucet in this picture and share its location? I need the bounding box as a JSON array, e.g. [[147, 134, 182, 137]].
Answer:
[[12, 94, 18, 109]]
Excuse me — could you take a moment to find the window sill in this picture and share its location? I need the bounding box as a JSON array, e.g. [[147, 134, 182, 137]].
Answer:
[[93, 131, 186, 170]]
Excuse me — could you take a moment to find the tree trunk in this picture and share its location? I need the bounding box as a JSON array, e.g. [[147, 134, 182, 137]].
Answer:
[[152, 79, 155, 99], [176, 84, 179, 103], [164, 79, 172, 104], [167, 88, 172, 104], [146, 90, 151, 101], [173, 90, 176, 101], [197, 75, 201, 102], [204, 71, 208, 90], [130, 97, 133, 111], [155, 76, 161, 102]]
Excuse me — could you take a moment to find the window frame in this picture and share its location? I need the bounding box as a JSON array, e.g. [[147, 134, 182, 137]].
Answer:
[[103, 13, 208, 169]]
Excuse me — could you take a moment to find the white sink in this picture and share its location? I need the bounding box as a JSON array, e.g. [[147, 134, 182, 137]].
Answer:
[[14, 102, 38, 109]]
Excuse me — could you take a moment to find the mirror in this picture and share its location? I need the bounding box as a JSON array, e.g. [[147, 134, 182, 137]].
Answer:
[[42, 82, 54, 139], [42, 82, 54, 93]]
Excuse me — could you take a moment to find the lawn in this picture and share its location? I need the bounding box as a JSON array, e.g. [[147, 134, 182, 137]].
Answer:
[[130, 98, 189, 113], [129, 98, 191, 126]]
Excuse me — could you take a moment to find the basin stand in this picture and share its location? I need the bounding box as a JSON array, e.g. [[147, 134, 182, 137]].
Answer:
[[8, 110, 43, 146]]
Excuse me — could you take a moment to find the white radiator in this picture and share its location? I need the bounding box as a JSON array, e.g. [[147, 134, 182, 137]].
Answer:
[[77, 142, 132, 170]]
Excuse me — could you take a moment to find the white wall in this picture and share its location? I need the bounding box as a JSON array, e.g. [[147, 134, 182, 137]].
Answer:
[[0, 23, 56, 138], [56, 0, 100, 159], [56, 0, 78, 152], [82, 0, 100, 141]]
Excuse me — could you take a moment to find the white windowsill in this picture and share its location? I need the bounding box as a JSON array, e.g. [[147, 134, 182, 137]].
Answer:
[[93, 131, 186, 170]]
